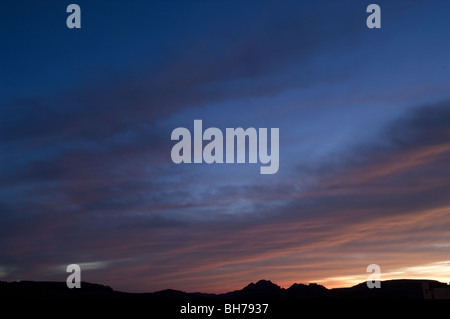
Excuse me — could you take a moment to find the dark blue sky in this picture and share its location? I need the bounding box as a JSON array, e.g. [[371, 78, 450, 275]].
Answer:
[[1, 0, 450, 292]]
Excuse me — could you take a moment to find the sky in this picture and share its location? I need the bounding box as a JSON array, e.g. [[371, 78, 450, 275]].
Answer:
[[1, 0, 450, 293]]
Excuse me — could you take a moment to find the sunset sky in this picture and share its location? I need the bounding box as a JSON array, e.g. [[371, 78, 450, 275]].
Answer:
[[1, 0, 450, 293]]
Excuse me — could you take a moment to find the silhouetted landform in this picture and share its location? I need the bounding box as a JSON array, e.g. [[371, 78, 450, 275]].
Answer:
[[1, 279, 449, 299]]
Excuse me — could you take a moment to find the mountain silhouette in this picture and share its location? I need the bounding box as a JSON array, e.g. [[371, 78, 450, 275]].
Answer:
[[0, 279, 448, 299], [221, 280, 284, 299], [286, 282, 328, 298]]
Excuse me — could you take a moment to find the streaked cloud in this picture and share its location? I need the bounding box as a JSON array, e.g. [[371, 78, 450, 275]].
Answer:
[[1, 0, 450, 293]]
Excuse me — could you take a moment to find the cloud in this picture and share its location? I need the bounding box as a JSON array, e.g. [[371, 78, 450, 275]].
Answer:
[[1, 1, 450, 293], [2, 100, 450, 291]]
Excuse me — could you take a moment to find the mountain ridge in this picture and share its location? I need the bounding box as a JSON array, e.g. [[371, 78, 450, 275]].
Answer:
[[1, 278, 448, 299]]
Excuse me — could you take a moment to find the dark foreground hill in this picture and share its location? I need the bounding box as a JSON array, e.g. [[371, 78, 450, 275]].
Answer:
[[0, 279, 448, 299]]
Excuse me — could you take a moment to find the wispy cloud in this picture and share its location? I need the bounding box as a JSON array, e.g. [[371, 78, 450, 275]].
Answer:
[[1, 0, 450, 293]]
